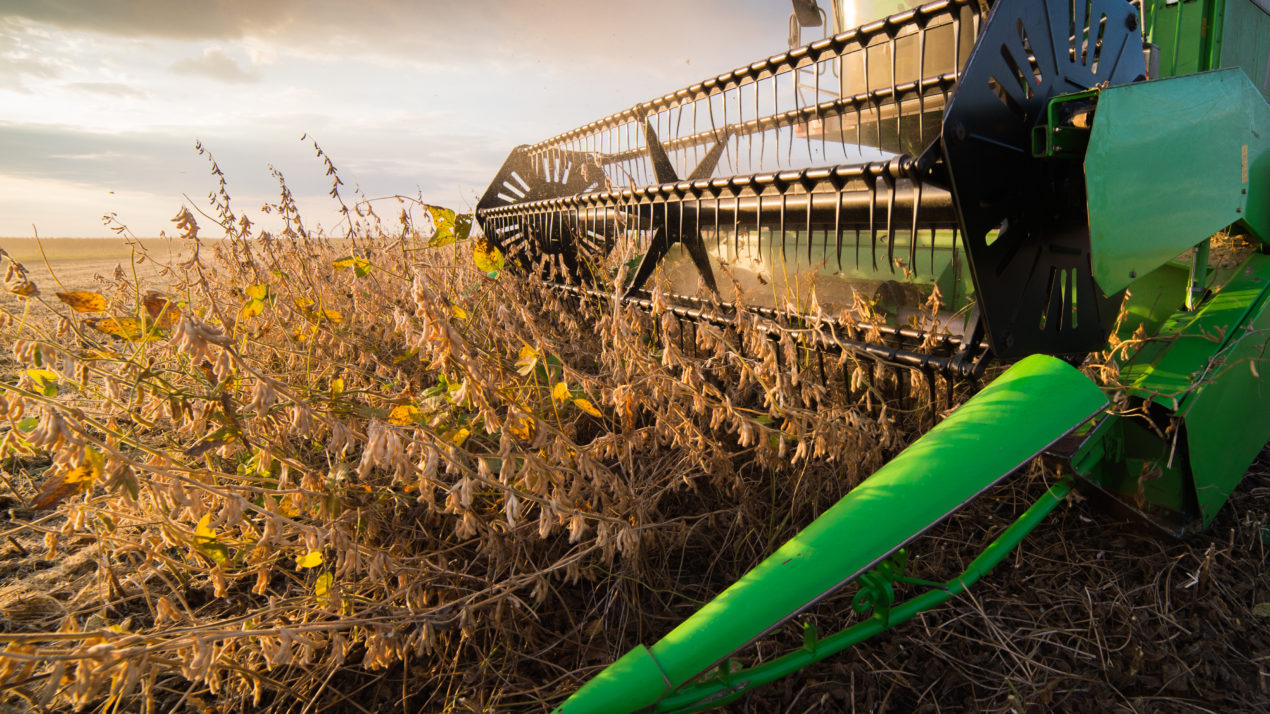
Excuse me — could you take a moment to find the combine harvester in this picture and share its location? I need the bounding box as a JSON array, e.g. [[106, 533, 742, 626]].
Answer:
[[477, 0, 1270, 710]]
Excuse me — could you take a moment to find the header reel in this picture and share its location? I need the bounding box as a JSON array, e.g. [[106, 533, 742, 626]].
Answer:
[[477, 0, 1150, 368]]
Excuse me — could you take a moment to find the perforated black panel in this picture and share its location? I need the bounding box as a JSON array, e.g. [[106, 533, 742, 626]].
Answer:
[[475, 146, 606, 281], [941, 0, 1147, 358]]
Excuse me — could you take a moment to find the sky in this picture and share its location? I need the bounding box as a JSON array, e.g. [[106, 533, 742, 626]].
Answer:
[[0, 0, 806, 238]]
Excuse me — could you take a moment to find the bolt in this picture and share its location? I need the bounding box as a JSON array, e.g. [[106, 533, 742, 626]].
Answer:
[[1129, 270, 1137, 279]]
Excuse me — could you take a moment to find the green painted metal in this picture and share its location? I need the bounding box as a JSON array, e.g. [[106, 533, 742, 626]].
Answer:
[[1121, 253, 1270, 405], [1179, 258, 1270, 524], [651, 479, 1077, 713], [555, 355, 1107, 713], [1142, 0, 1223, 77], [1116, 260, 1191, 342], [1031, 89, 1099, 159], [1069, 414, 1198, 534], [1085, 69, 1270, 296], [1117, 253, 1270, 526], [1218, 0, 1270, 98], [1186, 238, 1212, 311]]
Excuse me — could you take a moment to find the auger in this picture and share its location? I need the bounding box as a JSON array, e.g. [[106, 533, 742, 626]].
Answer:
[[476, 0, 1270, 710]]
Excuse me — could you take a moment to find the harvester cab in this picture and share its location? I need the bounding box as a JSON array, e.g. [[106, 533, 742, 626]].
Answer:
[[476, 0, 1270, 710]]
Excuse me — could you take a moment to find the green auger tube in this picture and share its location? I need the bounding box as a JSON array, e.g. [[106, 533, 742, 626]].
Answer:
[[555, 354, 1108, 713]]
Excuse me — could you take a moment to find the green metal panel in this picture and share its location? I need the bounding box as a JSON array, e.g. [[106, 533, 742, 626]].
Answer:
[[1142, 0, 1222, 76], [1116, 261, 1190, 341], [1070, 414, 1197, 534], [1085, 69, 1270, 296], [1120, 254, 1270, 405], [1118, 253, 1270, 526], [1219, 0, 1270, 98], [1181, 260, 1270, 524], [555, 355, 1107, 713]]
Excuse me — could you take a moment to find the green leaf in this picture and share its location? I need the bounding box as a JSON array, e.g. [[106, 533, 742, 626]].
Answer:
[[1254, 602, 1270, 619], [15, 417, 38, 432], [454, 214, 473, 242]]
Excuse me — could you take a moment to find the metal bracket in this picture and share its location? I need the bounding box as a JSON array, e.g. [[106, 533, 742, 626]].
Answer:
[[1031, 89, 1101, 159], [850, 548, 947, 627]]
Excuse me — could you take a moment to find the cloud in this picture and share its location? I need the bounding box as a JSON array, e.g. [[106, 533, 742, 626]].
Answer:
[[170, 47, 259, 83], [63, 81, 149, 99], [0, 17, 63, 91], [0, 1, 779, 79], [0, 0, 298, 41]]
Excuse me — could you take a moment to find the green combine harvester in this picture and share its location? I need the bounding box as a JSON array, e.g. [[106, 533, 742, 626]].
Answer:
[[476, 0, 1270, 710]]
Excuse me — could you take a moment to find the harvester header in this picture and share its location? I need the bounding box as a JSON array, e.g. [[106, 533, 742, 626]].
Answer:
[[476, 0, 1270, 709]]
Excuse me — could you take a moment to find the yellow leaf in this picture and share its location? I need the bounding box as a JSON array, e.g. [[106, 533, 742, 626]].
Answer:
[[427, 206, 458, 247], [515, 344, 538, 376], [393, 349, 418, 364], [315, 572, 334, 596], [55, 291, 107, 313], [573, 398, 603, 417], [473, 237, 504, 276], [330, 377, 345, 396], [143, 292, 181, 328], [295, 297, 315, 309], [450, 304, 468, 320], [30, 450, 103, 509], [86, 316, 150, 341], [239, 298, 265, 320], [552, 381, 570, 403], [507, 413, 535, 440], [64, 460, 100, 486], [194, 514, 217, 544], [25, 369, 58, 395], [332, 256, 372, 276], [388, 404, 421, 425], [446, 427, 470, 446], [319, 309, 343, 324], [296, 551, 324, 569], [245, 283, 269, 300]]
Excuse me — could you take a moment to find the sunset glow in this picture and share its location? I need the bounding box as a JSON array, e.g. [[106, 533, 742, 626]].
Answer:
[[0, 1, 797, 237]]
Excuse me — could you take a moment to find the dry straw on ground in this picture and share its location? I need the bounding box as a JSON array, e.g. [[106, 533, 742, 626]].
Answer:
[[0, 148, 1266, 713]]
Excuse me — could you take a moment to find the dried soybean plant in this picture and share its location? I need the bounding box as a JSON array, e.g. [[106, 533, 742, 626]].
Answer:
[[0, 150, 957, 712]]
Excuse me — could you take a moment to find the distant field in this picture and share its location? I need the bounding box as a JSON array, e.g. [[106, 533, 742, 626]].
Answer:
[[0, 237, 187, 265], [0, 237, 192, 315]]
